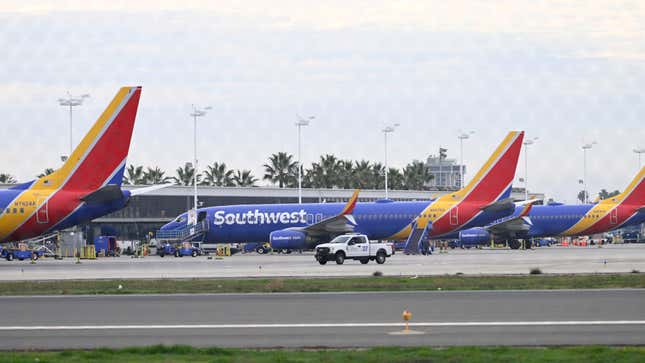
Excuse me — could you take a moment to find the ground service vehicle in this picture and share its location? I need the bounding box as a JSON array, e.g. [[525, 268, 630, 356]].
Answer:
[[1, 243, 43, 261], [94, 236, 119, 256], [314, 234, 393, 265], [158, 242, 202, 257]]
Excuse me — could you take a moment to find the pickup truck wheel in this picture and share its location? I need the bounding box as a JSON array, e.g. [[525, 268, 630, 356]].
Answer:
[[335, 252, 345, 265], [360, 258, 369, 264], [318, 259, 327, 265], [375, 251, 386, 264]]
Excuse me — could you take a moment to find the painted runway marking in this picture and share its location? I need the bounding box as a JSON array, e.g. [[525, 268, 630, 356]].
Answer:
[[1, 321, 645, 331]]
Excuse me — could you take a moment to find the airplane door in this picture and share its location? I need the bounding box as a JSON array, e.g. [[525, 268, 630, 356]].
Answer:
[[450, 207, 459, 226], [36, 197, 49, 224], [610, 208, 618, 225]]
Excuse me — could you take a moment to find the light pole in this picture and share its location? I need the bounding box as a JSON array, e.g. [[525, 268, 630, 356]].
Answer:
[[523, 137, 538, 201], [58, 92, 90, 157], [634, 148, 645, 169], [296, 115, 314, 204], [190, 105, 212, 214], [582, 141, 597, 203], [457, 130, 475, 188], [382, 123, 400, 199]]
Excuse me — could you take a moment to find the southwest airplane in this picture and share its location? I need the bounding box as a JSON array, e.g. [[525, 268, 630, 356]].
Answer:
[[0, 86, 153, 243], [159, 131, 526, 250], [457, 166, 645, 249]]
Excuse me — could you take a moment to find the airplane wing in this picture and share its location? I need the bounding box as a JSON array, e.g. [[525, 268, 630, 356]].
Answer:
[[484, 202, 535, 236], [129, 183, 174, 196], [300, 189, 360, 236]]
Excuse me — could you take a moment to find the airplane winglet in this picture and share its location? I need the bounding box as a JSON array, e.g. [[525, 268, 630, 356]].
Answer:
[[340, 189, 360, 215], [518, 202, 534, 217]]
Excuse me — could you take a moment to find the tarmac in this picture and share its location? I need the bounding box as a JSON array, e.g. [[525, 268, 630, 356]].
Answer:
[[0, 244, 644, 280], [0, 289, 643, 349]]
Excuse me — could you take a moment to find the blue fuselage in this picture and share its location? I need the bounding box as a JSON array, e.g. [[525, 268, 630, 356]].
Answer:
[[161, 199, 517, 245], [498, 204, 645, 239]]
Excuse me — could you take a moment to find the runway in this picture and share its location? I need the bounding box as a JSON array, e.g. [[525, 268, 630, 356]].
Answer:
[[0, 289, 644, 349], [1, 244, 644, 281]]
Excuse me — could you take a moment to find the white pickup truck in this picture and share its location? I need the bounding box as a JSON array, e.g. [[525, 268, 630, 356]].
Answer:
[[314, 234, 393, 265]]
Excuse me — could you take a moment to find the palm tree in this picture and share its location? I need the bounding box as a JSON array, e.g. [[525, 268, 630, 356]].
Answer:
[[202, 162, 234, 186], [124, 165, 145, 185], [143, 166, 171, 184], [263, 152, 297, 188], [353, 160, 373, 188], [598, 189, 620, 200], [308, 154, 342, 188], [233, 170, 257, 187], [338, 159, 355, 189], [174, 164, 201, 186], [387, 168, 405, 190], [403, 160, 433, 190], [37, 168, 55, 178], [372, 162, 385, 189], [0, 173, 17, 184]]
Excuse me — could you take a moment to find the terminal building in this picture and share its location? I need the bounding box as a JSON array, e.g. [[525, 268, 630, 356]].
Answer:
[[425, 155, 464, 189]]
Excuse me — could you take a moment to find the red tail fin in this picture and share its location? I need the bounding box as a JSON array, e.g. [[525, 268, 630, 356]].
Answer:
[[457, 131, 524, 203], [34, 87, 142, 191]]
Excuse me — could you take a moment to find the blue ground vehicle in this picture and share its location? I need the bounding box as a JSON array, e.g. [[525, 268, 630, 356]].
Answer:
[[158, 242, 202, 257], [1, 243, 44, 261]]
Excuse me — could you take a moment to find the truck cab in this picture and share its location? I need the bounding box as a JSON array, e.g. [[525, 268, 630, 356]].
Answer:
[[314, 234, 393, 265]]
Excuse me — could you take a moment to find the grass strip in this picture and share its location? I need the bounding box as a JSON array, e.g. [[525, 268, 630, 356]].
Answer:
[[0, 273, 643, 295], [1, 345, 644, 363]]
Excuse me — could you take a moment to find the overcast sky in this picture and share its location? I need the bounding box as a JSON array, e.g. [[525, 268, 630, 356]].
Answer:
[[1, 1, 644, 203]]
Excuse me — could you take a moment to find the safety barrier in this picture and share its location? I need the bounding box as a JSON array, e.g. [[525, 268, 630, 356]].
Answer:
[[216, 245, 231, 256]]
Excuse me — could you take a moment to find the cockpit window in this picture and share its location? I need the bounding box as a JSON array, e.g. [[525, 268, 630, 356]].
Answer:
[[174, 215, 187, 223]]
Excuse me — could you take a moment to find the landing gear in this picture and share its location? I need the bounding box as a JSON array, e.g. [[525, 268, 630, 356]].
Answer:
[[509, 239, 521, 250]]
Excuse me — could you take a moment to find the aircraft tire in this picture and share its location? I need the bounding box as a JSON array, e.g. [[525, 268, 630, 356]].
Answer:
[[509, 239, 521, 250]]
